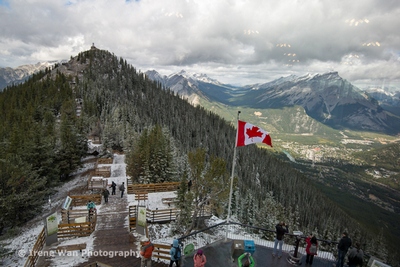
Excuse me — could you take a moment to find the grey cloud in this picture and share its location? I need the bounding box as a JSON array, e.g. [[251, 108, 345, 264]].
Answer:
[[0, 0, 399, 89]]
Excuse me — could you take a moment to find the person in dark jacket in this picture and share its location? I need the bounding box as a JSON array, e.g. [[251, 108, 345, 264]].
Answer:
[[102, 188, 110, 203], [119, 182, 125, 198], [273, 221, 289, 258], [110, 181, 117, 195], [347, 243, 364, 267], [305, 234, 318, 265], [336, 231, 352, 267]]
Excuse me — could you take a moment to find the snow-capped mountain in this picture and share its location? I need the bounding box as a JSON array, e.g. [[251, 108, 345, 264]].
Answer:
[[145, 69, 232, 105], [146, 70, 400, 135], [0, 61, 59, 90]]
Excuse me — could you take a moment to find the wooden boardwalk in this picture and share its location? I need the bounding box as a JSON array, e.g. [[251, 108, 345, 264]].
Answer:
[[74, 183, 169, 267]]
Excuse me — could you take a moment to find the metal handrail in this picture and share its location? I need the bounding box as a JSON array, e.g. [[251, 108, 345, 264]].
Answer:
[[175, 221, 373, 266]]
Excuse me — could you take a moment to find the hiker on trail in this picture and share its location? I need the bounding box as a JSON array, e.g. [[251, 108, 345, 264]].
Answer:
[[336, 231, 352, 267], [140, 237, 154, 267], [110, 181, 117, 195], [102, 188, 110, 203], [193, 249, 206, 267], [305, 234, 318, 265], [273, 221, 289, 259], [347, 242, 364, 267], [238, 252, 255, 267], [169, 239, 181, 267], [119, 182, 125, 198]]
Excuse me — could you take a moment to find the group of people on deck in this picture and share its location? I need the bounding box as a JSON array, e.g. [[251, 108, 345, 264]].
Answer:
[[137, 218, 364, 267], [272, 221, 364, 267]]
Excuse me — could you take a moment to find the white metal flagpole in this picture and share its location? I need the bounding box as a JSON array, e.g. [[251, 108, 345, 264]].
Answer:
[[226, 111, 240, 238]]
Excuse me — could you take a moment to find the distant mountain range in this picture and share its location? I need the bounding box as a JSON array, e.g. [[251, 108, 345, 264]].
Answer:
[[0, 61, 58, 90], [146, 70, 400, 135], [1, 62, 400, 135]]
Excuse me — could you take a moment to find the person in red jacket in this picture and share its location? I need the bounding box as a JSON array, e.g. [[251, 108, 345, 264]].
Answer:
[[305, 234, 318, 265], [140, 237, 154, 267], [193, 249, 207, 267]]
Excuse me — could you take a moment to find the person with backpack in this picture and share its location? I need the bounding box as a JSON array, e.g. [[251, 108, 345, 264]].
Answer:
[[119, 182, 125, 198], [140, 237, 154, 267], [110, 181, 117, 195], [193, 249, 206, 267], [305, 234, 318, 265], [169, 239, 181, 267], [347, 243, 364, 267]]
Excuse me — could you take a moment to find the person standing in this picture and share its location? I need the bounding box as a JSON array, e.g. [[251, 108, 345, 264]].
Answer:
[[102, 188, 110, 203], [140, 237, 154, 267], [347, 243, 364, 267], [119, 182, 125, 198], [193, 249, 206, 267], [336, 231, 352, 267], [110, 181, 117, 195], [305, 234, 318, 265], [86, 200, 96, 221], [273, 221, 289, 258], [169, 239, 181, 267]]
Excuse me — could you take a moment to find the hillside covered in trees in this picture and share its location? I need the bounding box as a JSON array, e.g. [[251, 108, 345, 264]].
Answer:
[[0, 48, 396, 265]]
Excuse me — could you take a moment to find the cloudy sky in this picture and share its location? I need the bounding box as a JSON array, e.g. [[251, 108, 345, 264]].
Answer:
[[0, 0, 399, 88]]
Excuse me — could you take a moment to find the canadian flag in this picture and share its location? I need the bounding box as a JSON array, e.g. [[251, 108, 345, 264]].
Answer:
[[236, 120, 272, 147]]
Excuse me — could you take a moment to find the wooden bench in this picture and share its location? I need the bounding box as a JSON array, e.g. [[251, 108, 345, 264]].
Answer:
[[135, 192, 148, 201], [153, 243, 172, 261], [56, 243, 87, 252]]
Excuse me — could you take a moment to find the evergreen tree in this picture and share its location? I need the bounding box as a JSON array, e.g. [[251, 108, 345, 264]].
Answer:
[[185, 148, 230, 234]]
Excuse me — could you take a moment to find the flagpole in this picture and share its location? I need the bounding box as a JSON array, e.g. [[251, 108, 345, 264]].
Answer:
[[226, 111, 240, 239]]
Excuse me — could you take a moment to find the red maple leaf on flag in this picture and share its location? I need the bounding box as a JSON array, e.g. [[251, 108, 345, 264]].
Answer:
[[246, 126, 263, 138]]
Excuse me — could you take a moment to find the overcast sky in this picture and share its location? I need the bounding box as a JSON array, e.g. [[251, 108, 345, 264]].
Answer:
[[0, 0, 399, 88]]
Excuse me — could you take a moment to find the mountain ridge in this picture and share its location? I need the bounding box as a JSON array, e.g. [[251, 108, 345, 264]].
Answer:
[[145, 70, 400, 135]]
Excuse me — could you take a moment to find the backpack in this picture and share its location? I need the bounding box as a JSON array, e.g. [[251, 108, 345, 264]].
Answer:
[[174, 246, 181, 260], [310, 244, 317, 254]]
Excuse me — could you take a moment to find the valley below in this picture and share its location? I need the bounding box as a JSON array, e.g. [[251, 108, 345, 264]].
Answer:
[[200, 101, 400, 253]]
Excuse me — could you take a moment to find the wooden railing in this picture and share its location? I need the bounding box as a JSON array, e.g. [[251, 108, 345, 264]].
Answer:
[[69, 194, 102, 206], [58, 217, 97, 239], [129, 206, 137, 232], [135, 192, 148, 201], [61, 209, 93, 224], [92, 166, 111, 178], [24, 227, 46, 267], [152, 243, 172, 261], [147, 208, 179, 223], [87, 176, 107, 190], [129, 205, 211, 225], [127, 182, 180, 194]]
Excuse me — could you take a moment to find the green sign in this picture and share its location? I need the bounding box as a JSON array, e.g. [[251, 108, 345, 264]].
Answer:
[[137, 206, 146, 227], [46, 212, 58, 236]]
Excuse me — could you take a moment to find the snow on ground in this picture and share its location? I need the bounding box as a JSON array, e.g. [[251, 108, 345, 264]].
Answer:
[[1, 152, 335, 267], [0, 153, 178, 267]]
